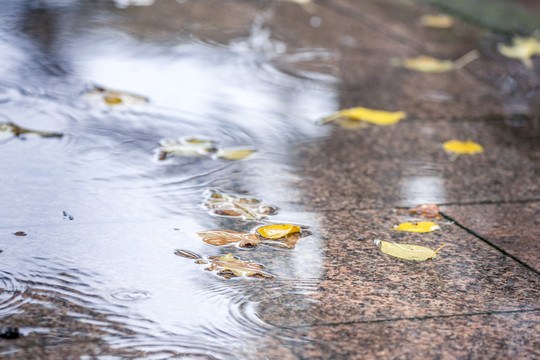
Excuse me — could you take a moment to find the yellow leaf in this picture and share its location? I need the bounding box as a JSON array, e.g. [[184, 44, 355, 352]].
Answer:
[[322, 107, 406, 127], [420, 14, 454, 28], [158, 138, 215, 159], [197, 230, 260, 248], [86, 87, 148, 106], [408, 204, 441, 218], [215, 148, 257, 160], [375, 239, 445, 261], [498, 35, 540, 69], [0, 121, 62, 139], [206, 253, 274, 279], [392, 221, 440, 233], [256, 224, 301, 239], [443, 140, 483, 155], [392, 50, 479, 73]]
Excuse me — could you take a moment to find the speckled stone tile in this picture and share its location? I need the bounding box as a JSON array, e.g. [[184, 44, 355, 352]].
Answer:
[[441, 202, 540, 272], [245, 209, 540, 328], [277, 311, 540, 360], [291, 118, 540, 211]]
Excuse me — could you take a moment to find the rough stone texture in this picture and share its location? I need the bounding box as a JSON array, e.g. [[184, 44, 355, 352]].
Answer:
[[442, 202, 540, 272]]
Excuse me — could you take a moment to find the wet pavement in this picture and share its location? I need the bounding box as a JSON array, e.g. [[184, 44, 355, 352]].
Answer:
[[1, 0, 539, 359]]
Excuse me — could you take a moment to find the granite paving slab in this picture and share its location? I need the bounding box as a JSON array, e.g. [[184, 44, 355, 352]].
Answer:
[[291, 117, 540, 211], [441, 201, 540, 272]]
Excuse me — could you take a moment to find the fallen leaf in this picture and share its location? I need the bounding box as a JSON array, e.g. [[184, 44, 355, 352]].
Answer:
[[13, 232, 27, 237], [392, 221, 440, 233], [408, 204, 441, 218], [205, 253, 274, 279], [498, 34, 540, 69], [85, 86, 148, 106], [214, 147, 257, 160], [0, 122, 63, 140], [391, 50, 479, 73], [174, 249, 201, 259], [374, 239, 445, 261], [443, 140, 483, 155], [256, 224, 301, 239], [158, 138, 215, 160], [420, 14, 454, 28], [322, 107, 406, 128], [203, 189, 278, 220], [197, 230, 260, 248]]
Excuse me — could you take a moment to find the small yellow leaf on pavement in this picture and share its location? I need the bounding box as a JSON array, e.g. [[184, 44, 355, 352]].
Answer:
[[392, 221, 440, 233], [498, 34, 540, 69], [257, 224, 301, 239], [322, 107, 406, 127], [375, 239, 445, 261], [420, 14, 454, 28], [392, 50, 479, 73], [215, 148, 257, 160], [443, 140, 483, 155]]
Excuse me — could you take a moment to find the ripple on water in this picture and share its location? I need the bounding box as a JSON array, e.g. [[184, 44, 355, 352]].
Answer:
[[110, 289, 152, 301], [0, 270, 30, 316]]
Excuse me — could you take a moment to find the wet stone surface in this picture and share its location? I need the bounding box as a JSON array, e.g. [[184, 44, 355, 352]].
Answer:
[[0, 0, 539, 359]]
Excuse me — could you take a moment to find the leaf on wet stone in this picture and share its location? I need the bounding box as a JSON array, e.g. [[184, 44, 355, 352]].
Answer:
[[392, 221, 440, 233], [0, 122, 63, 139], [498, 34, 540, 69], [419, 14, 454, 28], [408, 204, 441, 218], [174, 249, 202, 259], [391, 50, 479, 73], [256, 224, 301, 239], [203, 189, 278, 221], [158, 138, 215, 160], [214, 147, 257, 161], [197, 230, 260, 248], [322, 107, 406, 129], [443, 140, 483, 155], [85, 86, 148, 106], [374, 239, 445, 261]]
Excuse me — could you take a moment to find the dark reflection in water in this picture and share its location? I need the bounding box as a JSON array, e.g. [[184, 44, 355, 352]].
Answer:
[[0, 1, 334, 358]]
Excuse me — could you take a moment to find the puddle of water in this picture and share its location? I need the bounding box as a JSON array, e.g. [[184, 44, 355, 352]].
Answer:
[[0, 2, 333, 358]]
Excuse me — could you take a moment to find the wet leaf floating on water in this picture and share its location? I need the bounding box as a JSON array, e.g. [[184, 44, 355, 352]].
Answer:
[[0, 122, 63, 140], [203, 188, 278, 220], [256, 224, 301, 239], [392, 221, 440, 233], [322, 107, 406, 129], [214, 147, 257, 161], [85, 86, 148, 107], [498, 34, 540, 69], [197, 230, 261, 248], [391, 50, 479, 73], [419, 14, 454, 28], [158, 138, 215, 160], [374, 239, 445, 261], [408, 204, 441, 218], [175, 250, 274, 279], [443, 140, 483, 155]]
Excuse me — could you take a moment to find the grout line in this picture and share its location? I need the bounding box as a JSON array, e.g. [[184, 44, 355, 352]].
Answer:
[[441, 211, 540, 276], [289, 308, 540, 329]]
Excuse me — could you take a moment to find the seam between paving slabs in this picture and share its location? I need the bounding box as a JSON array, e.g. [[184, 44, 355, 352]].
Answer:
[[285, 308, 540, 329], [440, 211, 540, 276]]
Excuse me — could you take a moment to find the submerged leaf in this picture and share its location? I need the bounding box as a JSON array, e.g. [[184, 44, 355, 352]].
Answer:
[[498, 34, 540, 69], [391, 50, 479, 73], [203, 189, 278, 221], [85, 87, 148, 106], [322, 107, 406, 128], [214, 148, 257, 160], [197, 230, 260, 248], [408, 204, 441, 218], [375, 239, 445, 261], [158, 138, 215, 160], [420, 14, 454, 28], [392, 221, 440, 233], [443, 140, 483, 155], [256, 224, 301, 239], [0, 122, 63, 139]]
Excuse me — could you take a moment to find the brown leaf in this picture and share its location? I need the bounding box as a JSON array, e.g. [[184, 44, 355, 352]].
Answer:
[[408, 204, 441, 218], [203, 189, 278, 220], [204, 253, 274, 279], [197, 230, 260, 248]]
